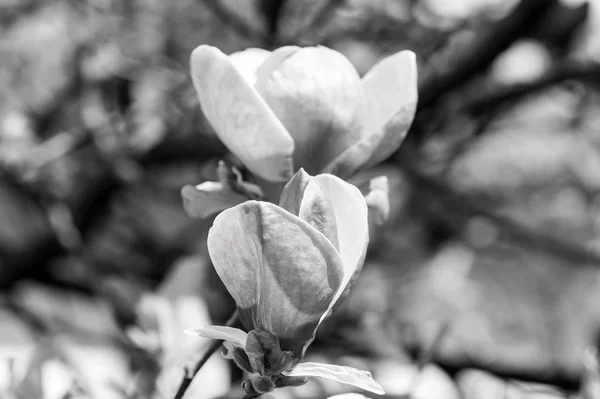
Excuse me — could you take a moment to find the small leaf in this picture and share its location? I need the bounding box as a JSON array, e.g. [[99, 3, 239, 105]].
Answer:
[[285, 362, 385, 395], [184, 326, 248, 349], [245, 330, 268, 375], [217, 161, 264, 200], [249, 374, 276, 394], [274, 375, 308, 388], [181, 183, 247, 218], [231, 347, 253, 373], [245, 330, 295, 375]]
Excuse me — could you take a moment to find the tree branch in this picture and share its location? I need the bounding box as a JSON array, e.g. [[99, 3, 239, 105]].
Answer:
[[293, 0, 345, 45], [397, 150, 600, 267], [203, 0, 266, 43], [172, 310, 240, 399], [417, 0, 556, 109], [462, 59, 600, 115]]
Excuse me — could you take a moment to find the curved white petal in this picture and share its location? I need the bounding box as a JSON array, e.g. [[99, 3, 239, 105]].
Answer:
[[285, 362, 385, 395], [254, 46, 367, 175], [228, 48, 271, 85], [190, 45, 294, 182], [312, 174, 368, 315], [184, 326, 248, 349], [324, 51, 417, 179], [279, 168, 311, 215], [364, 176, 390, 225], [298, 179, 339, 250], [362, 51, 417, 138], [255, 46, 300, 86]]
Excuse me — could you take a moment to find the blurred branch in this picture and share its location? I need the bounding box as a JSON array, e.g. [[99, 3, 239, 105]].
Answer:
[[430, 352, 579, 391], [394, 150, 600, 389], [258, 0, 287, 45], [462, 59, 600, 115], [418, 0, 556, 109], [293, 0, 344, 45], [0, 0, 45, 28], [172, 310, 240, 399], [204, 0, 266, 42], [397, 149, 600, 267], [385, 0, 600, 272], [528, 0, 589, 55], [0, 175, 61, 287], [417, 323, 450, 370]]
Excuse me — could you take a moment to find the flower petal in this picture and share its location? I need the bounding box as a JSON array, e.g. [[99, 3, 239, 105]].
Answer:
[[323, 51, 417, 179], [362, 51, 417, 147], [312, 174, 368, 314], [364, 176, 390, 225], [181, 182, 248, 218], [285, 362, 385, 395], [190, 45, 294, 182], [207, 201, 345, 356], [255, 46, 300, 84], [278, 168, 311, 215], [228, 48, 271, 85], [255, 46, 367, 175], [184, 326, 248, 349], [298, 179, 339, 250]]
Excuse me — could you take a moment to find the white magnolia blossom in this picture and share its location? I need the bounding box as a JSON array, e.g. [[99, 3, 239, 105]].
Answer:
[[183, 44, 417, 218], [187, 169, 384, 396]]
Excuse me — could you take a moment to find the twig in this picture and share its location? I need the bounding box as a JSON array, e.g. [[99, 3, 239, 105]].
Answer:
[[397, 151, 600, 267], [462, 59, 600, 115], [203, 0, 266, 42], [257, 0, 288, 46], [172, 310, 240, 399], [416, 323, 450, 370], [417, 0, 556, 109], [292, 0, 344, 45], [432, 353, 579, 391]]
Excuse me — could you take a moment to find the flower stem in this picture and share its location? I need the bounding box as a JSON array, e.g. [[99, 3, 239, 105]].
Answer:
[[172, 310, 240, 399]]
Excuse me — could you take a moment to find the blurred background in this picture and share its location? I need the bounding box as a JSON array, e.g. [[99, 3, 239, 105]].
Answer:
[[2, 0, 600, 398]]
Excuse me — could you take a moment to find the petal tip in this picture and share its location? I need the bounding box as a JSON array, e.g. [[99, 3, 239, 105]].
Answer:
[[190, 44, 220, 63]]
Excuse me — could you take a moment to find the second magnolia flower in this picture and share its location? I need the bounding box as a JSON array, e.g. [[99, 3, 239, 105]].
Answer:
[[188, 169, 384, 395], [190, 44, 417, 183]]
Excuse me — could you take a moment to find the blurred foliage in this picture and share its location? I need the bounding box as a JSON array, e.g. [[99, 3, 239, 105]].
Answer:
[[2, 0, 600, 398]]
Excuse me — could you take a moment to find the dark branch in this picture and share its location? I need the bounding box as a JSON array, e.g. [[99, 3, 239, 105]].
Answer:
[[398, 152, 600, 267], [204, 0, 266, 42], [258, 0, 288, 45], [172, 310, 240, 399], [292, 0, 345, 45], [462, 59, 600, 115], [418, 0, 556, 109]]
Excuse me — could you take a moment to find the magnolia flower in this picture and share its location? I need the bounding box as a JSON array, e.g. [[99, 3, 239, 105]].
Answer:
[[182, 44, 417, 218], [187, 169, 384, 396]]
